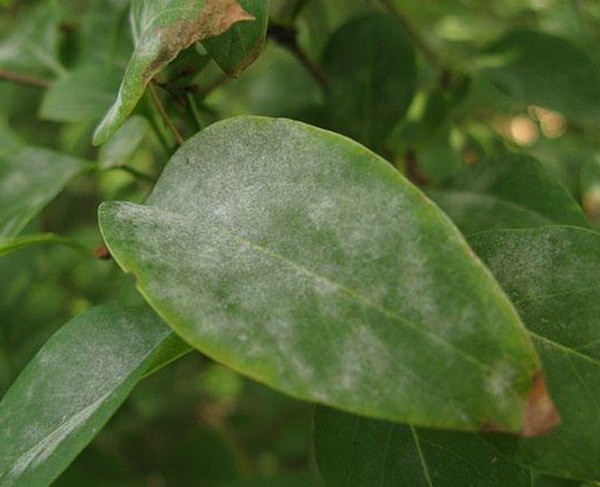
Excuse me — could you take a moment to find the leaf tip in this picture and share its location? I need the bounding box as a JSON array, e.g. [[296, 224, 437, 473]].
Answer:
[[520, 372, 560, 437]]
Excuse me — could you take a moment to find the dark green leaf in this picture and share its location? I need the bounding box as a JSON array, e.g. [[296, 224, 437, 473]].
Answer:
[[321, 14, 416, 150], [428, 153, 588, 236], [313, 407, 580, 486], [481, 30, 600, 127], [203, 0, 268, 77], [0, 148, 88, 238], [99, 116, 551, 434], [0, 305, 190, 486], [93, 0, 254, 145]]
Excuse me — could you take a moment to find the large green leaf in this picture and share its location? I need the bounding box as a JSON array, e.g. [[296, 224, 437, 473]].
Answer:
[[98, 115, 150, 169], [203, 0, 268, 77], [99, 116, 554, 434], [93, 0, 254, 145], [0, 148, 88, 238], [321, 14, 416, 151], [469, 227, 600, 480], [313, 407, 579, 486], [428, 153, 588, 236], [481, 30, 600, 127], [0, 306, 189, 486], [314, 226, 600, 482]]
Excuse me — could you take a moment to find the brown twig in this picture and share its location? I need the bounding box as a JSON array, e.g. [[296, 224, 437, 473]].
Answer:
[[0, 68, 52, 89], [149, 82, 185, 145]]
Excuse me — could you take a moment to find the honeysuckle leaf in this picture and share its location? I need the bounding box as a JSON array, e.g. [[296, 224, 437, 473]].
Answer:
[[0, 148, 89, 239], [428, 153, 588, 236], [93, 0, 253, 145], [480, 30, 600, 128], [99, 116, 555, 435], [0, 306, 190, 487], [314, 226, 600, 483], [203, 0, 268, 77], [321, 14, 417, 151]]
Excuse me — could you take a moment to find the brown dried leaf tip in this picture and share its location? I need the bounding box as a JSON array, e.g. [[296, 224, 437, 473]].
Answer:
[[521, 372, 560, 437]]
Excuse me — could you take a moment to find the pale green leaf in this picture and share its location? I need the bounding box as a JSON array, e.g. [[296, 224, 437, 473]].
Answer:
[[203, 0, 268, 77], [321, 13, 416, 151], [93, 0, 254, 145], [0, 148, 88, 238], [0, 305, 190, 487], [98, 115, 150, 169], [428, 153, 588, 236], [481, 30, 600, 127], [40, 67, 123, 123], [99, 116, 551, 434]]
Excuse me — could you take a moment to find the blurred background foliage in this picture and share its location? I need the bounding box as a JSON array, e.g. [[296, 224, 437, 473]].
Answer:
[[1, 0, 599, 484]]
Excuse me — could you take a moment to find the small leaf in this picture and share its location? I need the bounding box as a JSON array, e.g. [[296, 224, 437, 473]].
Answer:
[[0, 305, 190, 486], [0, 148, 88, 238], [99, 116, 551, 434], [314, 226, 600, 483], [40, 67, 124, 123], [93, 0, 254, 145], [203, 0, 268, 77], [428, 153, 588, 236], [480, 30, 600, 127], [98, 115, 150, 169], [321, 13, 417, 151]]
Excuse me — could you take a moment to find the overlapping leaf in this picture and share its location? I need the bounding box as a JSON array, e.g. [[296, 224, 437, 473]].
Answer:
[[93, 0, 254, 145], [314, 226, 600, 483], [0, 148, 88, 238], [428, 153, 588, 236], [99, 116, 553, 434], [0, 306, 189, 486], [203, 0, 268, 77], [481, 30, 600, 127], [321, 14, 416, 151]]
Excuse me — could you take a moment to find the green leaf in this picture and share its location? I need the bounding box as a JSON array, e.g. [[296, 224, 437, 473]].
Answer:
[[0, 148, 88, 238], [0, 2, 64, 75], [40, 67, 123, 123], [428, 153, 588, 236], [480, 30, 600, 127], [321, 13, 417, 151], [99, 116, 553, 434], [314, 226, 600, 483], [98, 115, 150, 169], [468, 226, 600, 480], [0, 305, 190, 486], [203, 0, 268, 77], [0, 120, 23, 158], [313, 407, 580, 486], [92, 0, 254, 145]]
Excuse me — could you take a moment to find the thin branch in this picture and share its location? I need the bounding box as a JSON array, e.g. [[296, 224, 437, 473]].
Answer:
[[267, 22, 328, 90], [0, 233, 96, 259], [0, 68, 52, 89], [149, 82, 185, 145], [379, 0, 443, 68]]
